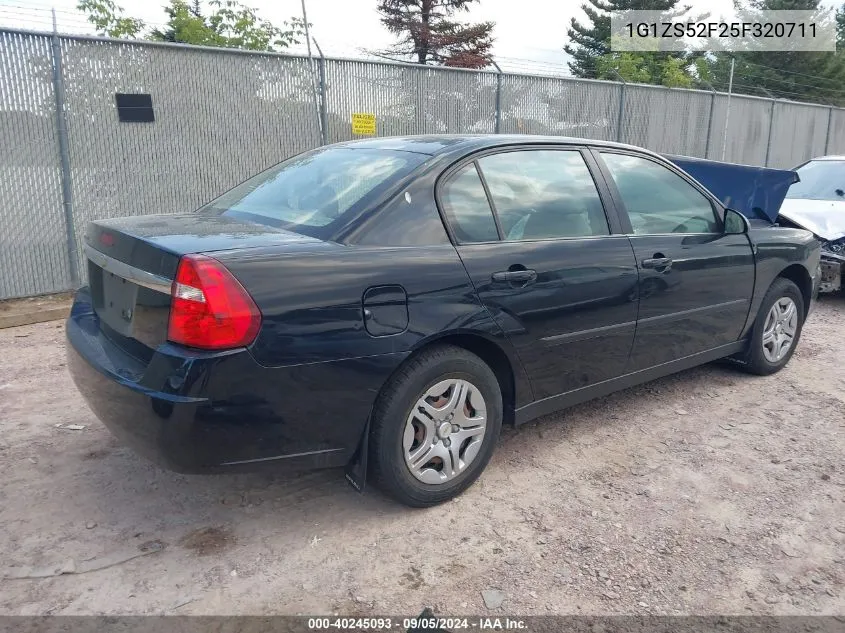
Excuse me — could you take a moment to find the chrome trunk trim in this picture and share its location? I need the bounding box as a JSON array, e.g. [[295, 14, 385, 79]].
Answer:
[[84, 243, 172, 294]]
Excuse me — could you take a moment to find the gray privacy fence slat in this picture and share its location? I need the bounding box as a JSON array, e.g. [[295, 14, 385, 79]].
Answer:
[[768, 101, 830, 169], [827, 108, 845, 156], [4, 27, 845, 299], [58, 36, 321, 285], [621, 84, 712, 157], [708, 93, 773, 166], [499, 74, 621, 139], [0, 31, 69, 298]]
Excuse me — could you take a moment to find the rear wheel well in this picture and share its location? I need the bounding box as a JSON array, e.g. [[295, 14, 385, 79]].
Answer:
[[411, 334, 516, 426], [777, 264, 812, 316]]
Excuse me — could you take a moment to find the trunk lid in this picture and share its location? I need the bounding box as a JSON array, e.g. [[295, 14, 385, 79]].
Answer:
[[86, 213, 324, 277], [83, 213, 326, 355]]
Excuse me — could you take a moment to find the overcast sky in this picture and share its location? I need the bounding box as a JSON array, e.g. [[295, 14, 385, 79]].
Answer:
[[0, 0, 840, 74]]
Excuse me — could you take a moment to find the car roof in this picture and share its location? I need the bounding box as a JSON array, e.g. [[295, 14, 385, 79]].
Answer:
[[333, 134, 660, 159]]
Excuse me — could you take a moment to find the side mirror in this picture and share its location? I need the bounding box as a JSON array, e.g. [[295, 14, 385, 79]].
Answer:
[[724, 208, 749, 235]]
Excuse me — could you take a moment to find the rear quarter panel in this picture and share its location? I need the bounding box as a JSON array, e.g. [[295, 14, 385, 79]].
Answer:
[[214, 243, 533, 406]]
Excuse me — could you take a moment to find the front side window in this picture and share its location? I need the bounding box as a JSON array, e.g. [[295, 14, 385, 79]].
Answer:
[[787, 159, 845, 201], [601, 152, 721, 235], [477, 150, 610, 240], [200, 147, 426, 237]]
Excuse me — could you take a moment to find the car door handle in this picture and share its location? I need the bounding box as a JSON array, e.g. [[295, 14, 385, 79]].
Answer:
[[642, 257, 673, 272], [492, 269, 537, 283]]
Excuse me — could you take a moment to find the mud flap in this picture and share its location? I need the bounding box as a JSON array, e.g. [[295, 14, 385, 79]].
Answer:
[[344, 416, 370, 493], [407, 608, 451, 632]]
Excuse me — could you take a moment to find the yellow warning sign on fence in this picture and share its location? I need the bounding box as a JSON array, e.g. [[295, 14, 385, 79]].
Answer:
[[351, 112, 377, 136]]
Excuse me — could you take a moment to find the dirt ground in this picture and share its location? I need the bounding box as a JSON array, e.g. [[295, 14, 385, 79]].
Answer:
[[0, 293, 73, 316], [0, 299, 843, 617]]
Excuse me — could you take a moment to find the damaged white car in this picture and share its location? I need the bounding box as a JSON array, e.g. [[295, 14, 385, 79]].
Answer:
[[778, 157, 845, 293]]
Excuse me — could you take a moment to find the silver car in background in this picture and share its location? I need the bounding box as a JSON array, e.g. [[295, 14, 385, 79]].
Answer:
[[778, 157, 845, 293]]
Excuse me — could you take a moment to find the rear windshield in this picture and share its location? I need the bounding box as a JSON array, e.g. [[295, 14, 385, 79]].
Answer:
[[200, 147, 427, 237], [786, 160, 845, 201]]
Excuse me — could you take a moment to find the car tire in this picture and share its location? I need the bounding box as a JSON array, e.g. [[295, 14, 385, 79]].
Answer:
[[369, 345, 503, 507], [743, 278, 805, 376]]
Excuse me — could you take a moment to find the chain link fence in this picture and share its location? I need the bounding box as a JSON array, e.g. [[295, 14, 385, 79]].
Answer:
[[0, 31, 68, 298], [2, 27, 845, 299], [58, 37, 320, 285]]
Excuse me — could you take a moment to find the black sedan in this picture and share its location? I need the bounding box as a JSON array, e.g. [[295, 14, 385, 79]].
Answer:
[[66, 135, 821, 507]]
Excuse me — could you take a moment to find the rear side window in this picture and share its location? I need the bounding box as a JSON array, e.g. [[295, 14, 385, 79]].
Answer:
[[440, 163, 500, 243], [200, 147, 426, 238], [477, 150, 609, 240], [601, 152, 720, 235]]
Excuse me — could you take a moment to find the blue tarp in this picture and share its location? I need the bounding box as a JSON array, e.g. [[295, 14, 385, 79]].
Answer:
[[664, 154, 799, 224]]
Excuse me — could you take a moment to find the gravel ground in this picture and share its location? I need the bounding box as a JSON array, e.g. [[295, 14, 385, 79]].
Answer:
[[0, 298, 843, 616]]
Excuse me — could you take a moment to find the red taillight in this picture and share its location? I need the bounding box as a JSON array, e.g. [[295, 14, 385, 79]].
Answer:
[[167, 254, 261, 350]]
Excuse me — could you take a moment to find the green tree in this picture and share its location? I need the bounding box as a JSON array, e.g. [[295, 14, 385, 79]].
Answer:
[[149, 0, 306, 51], [594, 52, 651, 83], [594, 52, 695, 86], [660, 55, 695, 87], [376, 0, 495, 68], [76, 0, 145, 38], [77, 0, 306, 52], [705, 0, 845, 105], [565, 0, 691, 82]]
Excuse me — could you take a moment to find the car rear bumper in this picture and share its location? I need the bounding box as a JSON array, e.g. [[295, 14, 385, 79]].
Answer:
[[66, 288, 406, 473]]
